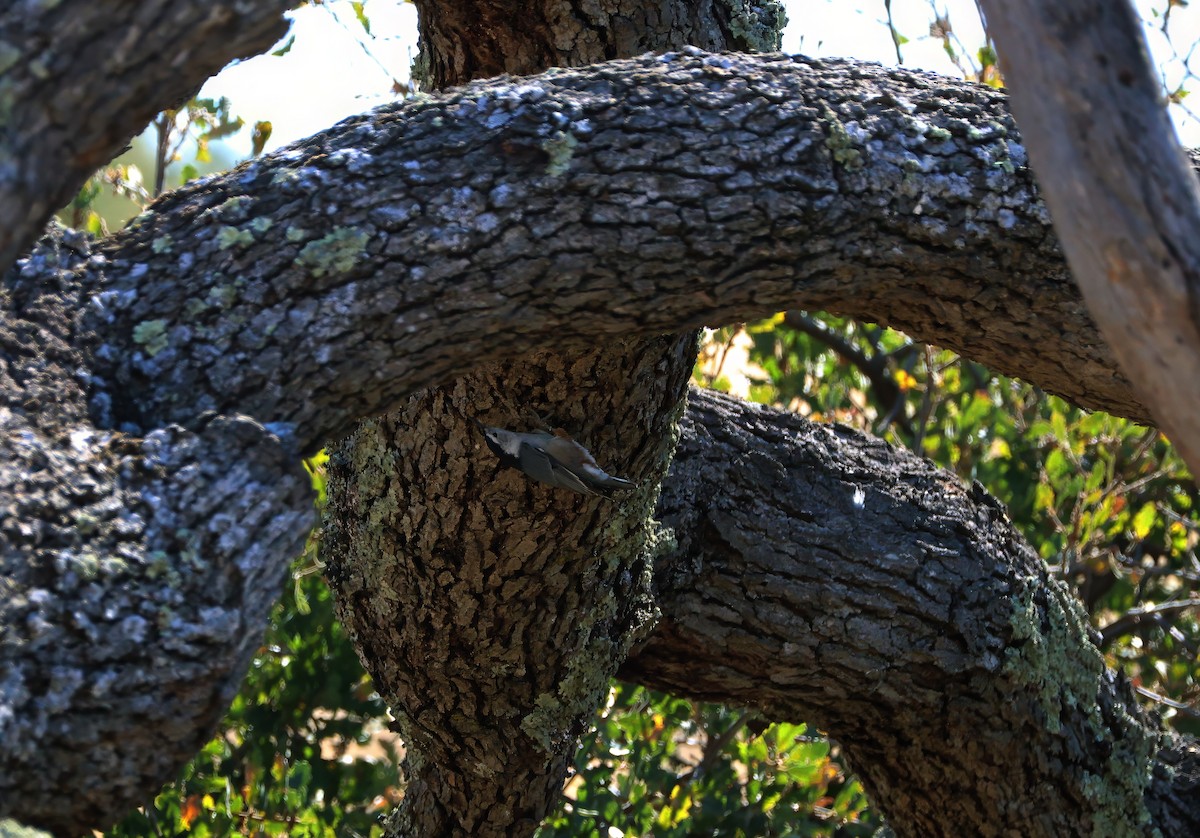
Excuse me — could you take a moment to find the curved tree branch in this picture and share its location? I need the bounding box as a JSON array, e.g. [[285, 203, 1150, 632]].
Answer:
[[0, 1, 293, 274], [77, 51, 1143, 456], [623, 387, 1200, 835], [2, 44, 1194, 836]]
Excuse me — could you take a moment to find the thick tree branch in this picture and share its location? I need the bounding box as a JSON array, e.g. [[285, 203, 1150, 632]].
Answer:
[[981, 0, 1200, 474], [0, 230, 313, 834], [623, 387, 1200, 836], [76, 52, 1142, 459], [0, 1, 293, 274]]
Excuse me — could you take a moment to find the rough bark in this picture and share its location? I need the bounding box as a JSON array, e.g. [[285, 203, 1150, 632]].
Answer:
[[623, 387, 1200, 836], [324, 337, 695, 835], [0, 1, 293, 275], [413, 0, 785, 87], [0, 228, 313, 834], [324, 3, 781, 832], [78, 52, 1138, 454], [0, 1, 1194, 834], [979, 0, 1200, 476]]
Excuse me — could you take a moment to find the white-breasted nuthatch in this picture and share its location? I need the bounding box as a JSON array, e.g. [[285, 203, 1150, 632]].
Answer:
[[473, 419, 636, 497]]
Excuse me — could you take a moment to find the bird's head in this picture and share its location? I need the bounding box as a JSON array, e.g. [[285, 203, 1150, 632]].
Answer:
[[472, 419, 523, 464]]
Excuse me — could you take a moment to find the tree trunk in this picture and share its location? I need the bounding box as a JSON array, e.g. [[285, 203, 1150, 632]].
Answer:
[[324, 337, 695, 835], [323, 1, 783, 832]]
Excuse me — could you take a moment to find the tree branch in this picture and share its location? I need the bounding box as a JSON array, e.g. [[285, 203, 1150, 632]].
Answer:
[[0, 1, 293, 274], [981, 0, 1200, 474], [622, 387, 1199, 835], [73, 52, 1146, 458], [781, 310, 910, 434]]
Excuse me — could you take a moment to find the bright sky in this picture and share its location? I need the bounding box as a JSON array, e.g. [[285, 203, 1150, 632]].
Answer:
[[166, 2, 1200, 173]]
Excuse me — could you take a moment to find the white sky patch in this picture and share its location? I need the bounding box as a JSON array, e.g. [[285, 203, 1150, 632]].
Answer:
[[158, 1, 1197, 169]]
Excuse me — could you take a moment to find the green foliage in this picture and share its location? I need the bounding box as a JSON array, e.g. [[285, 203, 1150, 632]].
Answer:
[[539, 687, 876, 837], [59, 162, 149, 235]]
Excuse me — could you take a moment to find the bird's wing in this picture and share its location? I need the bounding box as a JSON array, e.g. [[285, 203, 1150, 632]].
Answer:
[[587, 473, 635, 491], [544, 435, 634, 494], [518, 440, 597, 495]]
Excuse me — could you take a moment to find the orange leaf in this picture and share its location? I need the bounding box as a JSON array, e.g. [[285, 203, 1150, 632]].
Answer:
[[181, 794, 202, 828]]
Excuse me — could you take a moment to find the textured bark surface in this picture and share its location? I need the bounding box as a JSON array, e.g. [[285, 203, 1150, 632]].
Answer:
[[0, 229, 313, 834], [324, 3, 779, 832], [413, 0, 785, 87], [79, 52, 1139, 453], [980, 0, 1200, 476], [0, 1, 293, 275], [624, 387, 1200, 836], [0, 0, 1197, 834], [325, 338, 695, 835]]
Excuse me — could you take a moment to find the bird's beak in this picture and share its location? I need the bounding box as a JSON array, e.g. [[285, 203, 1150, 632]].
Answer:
[[470, 417, 486, 434]]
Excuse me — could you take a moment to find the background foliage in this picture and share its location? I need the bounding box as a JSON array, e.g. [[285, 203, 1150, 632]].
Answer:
[[69, 1, 1200, 835]]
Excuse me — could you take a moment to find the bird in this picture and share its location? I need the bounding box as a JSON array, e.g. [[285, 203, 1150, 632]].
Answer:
[[473, 419, 636, 497]]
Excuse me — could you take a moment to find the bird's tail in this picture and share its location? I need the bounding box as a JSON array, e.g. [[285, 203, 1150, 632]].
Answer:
[[591, 474, 636, 494]]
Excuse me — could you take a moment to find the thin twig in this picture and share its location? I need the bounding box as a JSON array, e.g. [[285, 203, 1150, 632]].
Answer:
[[673, 710, 759, 790], [883, 0, 905, 65], [1135, 684, 1200, 719], [1100, 599, 1200, 647]]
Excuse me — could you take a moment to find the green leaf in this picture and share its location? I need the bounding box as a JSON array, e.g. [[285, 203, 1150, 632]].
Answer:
[[1132, 502, 1158, 539], [351, 1, 371, 34], [272, 34, 297, 57], [1035, 481, 1055, 513], [1044, 448, 1068, 480]]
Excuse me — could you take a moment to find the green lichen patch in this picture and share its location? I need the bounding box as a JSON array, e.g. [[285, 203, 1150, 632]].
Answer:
[[924, 124, 952, 142], [1004, 576, 1160, 834], [822, 106, 864, 171], [521, 641, 616, 753], [542, 131, 578, 177], [215, 225, 254, 250], [1004, 577, 1104, 732], [132, 319, 170, 357], [0, 41, 23, 76], [726, 0, 788, 52], [216, 195, 252, 222], [297, 227, 369, 277]]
